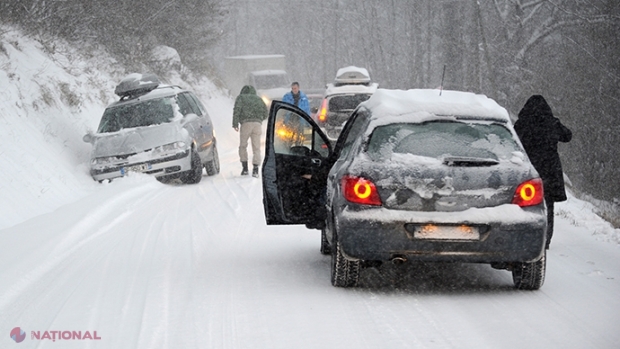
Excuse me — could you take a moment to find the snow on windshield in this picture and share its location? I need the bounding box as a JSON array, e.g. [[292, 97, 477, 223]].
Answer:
[[367, 121, 521, 162], [97, 97, 177, 133]]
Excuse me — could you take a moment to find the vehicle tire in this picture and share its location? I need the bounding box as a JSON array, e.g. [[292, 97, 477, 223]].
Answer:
[[181, 149, 202, 184], [512, 251, 546, 290], [330, 236, 360, 287], [320, 228, 331, 255], [204, 144, 220, 176]]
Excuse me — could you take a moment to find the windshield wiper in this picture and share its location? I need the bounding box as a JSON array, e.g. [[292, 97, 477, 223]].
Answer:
[[442, 156, 499, 167]]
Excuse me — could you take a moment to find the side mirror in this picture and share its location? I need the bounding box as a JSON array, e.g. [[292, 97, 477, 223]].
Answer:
[[83, 133, 94, 144], [181, 113, 198, 125]]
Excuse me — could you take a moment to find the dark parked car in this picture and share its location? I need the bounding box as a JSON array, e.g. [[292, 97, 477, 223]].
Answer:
[[262, 89, 548, 290], [83, 73, 220, 184]]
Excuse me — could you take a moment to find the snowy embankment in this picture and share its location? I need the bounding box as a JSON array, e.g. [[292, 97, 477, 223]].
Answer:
[[0, 26, 229, 230]]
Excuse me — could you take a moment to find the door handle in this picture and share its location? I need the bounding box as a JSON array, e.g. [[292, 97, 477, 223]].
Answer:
[[311, 158, 322, 166]]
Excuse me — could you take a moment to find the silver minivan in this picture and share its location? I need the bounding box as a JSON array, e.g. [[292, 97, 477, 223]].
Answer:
[[83, 74, 220, 184]]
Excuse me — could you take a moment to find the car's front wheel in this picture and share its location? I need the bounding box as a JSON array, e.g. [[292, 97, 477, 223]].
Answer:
[[512, 251, 546, 290], [331, 235, 360, 287], [204, 143, 220, 176], [181, 149, 202, 184]]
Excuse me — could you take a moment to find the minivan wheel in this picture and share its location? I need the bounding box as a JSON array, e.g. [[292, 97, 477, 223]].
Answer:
[[512, 251, 546, 290], [181, 149, 202, 184], [204, 144, 220, 176], [331, 237, 360, 288]]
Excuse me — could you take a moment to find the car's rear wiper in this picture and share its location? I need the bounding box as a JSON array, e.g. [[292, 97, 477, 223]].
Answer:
[[442, 156, 499, 167]]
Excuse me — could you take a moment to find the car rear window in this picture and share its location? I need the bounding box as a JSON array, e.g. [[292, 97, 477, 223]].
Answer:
[[366, 121, 521, 161], [97, 97, 176, 133], [328, 94, 371, 113]]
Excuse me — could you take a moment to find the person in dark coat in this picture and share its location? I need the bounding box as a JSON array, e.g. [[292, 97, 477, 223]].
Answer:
[[233, 85, 268, 176], [514, 95, 572, 249]]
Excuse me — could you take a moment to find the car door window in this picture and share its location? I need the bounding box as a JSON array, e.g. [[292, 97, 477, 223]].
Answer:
[[274, 108, 329, 158], [185, 92, 205, 117], [337, 110, 369, 160], [176, 93, 194, 117]]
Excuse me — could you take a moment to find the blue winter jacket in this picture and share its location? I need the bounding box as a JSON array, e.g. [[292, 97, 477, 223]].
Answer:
[[282, 90, 311, 115]]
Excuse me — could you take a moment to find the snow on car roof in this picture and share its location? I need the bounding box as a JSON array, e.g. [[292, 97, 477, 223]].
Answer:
[[362, 89, 511, 124], [325, 82, 378, 95]]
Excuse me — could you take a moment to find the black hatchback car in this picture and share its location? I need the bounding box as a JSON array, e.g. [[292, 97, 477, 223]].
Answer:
[[261, 89, 547, 290]]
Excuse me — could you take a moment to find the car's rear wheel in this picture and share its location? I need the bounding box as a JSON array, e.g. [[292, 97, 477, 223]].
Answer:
[[320, 228, 331, 255], [331, 235, 360, 287], [181, 149, 202, 184], [204, 143, 220, 176], [512, 251, 546, 290]]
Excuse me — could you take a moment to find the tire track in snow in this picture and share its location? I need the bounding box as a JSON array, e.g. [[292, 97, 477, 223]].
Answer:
[[0, 181, 165, 315]]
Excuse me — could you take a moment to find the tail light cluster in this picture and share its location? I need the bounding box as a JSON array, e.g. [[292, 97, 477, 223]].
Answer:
[[512, 178, 544, 207], [342, 176, 542, 208], [341, 175, 382, 206], [317, 99, 328, 123]]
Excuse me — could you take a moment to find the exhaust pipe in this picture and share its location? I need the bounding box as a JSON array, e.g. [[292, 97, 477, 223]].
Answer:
[[391, 256, 407, 265]]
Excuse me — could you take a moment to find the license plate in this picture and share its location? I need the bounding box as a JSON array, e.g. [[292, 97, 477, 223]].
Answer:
[[121, 163, 151, 175], [413, 224, 480, 240]]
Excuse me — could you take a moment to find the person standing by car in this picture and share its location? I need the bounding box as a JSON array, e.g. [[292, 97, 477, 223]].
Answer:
[[514, 95, 573, 249], [233, 85, 268, 177], [282, 82, 311, 115]]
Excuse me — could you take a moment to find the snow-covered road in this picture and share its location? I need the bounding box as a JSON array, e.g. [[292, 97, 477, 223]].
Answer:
[[1, 145, 619, 348], [1, 25, 619, 349]]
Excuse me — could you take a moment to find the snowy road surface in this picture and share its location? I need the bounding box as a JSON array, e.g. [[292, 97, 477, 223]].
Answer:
[[1, 146, 619, 349]]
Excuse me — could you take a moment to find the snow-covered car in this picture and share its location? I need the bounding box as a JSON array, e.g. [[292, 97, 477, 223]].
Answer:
[[261, 89, 548, 290], [83, 73, 220, 184], [316, 66, 378, 141]]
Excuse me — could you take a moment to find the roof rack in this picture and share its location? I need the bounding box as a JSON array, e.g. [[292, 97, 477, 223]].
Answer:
[[115, 73, 161, 99], [333, 66, 371, 86]]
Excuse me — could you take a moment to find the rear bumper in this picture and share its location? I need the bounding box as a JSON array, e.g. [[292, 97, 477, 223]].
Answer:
[[90, 150, 191, 181], [335, 204, 547, 264]]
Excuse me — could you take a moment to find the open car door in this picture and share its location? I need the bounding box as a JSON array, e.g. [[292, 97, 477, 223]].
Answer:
[[262, 101, 332, 225]]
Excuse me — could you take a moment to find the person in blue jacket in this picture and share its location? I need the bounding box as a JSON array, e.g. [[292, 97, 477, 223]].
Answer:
[[282, 82, 311, 115]]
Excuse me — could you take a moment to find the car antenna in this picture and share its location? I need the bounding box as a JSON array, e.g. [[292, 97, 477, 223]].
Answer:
[[439, 65, 446, 96]]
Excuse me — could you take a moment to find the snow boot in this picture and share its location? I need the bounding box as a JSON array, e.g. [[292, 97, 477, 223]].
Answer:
[[241, 161, 249, 176], [252, 165, 259, 177]]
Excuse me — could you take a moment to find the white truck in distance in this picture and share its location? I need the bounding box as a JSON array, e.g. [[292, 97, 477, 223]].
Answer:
[[223, 55, 291, 107]]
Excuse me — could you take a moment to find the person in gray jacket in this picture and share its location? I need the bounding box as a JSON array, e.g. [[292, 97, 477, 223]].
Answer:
[[233, 85, 268, 176]]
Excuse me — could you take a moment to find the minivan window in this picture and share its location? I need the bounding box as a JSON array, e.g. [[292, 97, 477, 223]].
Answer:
[[329, 94, 371, 113], [176, 93, 195, 117], [183, 92, 204, 116]]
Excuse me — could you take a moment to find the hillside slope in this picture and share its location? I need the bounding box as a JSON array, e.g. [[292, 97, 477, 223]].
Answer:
[[0, 26, 226, 229]]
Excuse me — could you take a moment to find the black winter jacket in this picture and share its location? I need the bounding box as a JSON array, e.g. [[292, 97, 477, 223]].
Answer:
[[514, 95, 572, 202]]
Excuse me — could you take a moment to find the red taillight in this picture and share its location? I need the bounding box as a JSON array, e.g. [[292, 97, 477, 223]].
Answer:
[[317, 99, 328, 122], [341, 175, 382, 206], [512, 178, 544, 207]]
